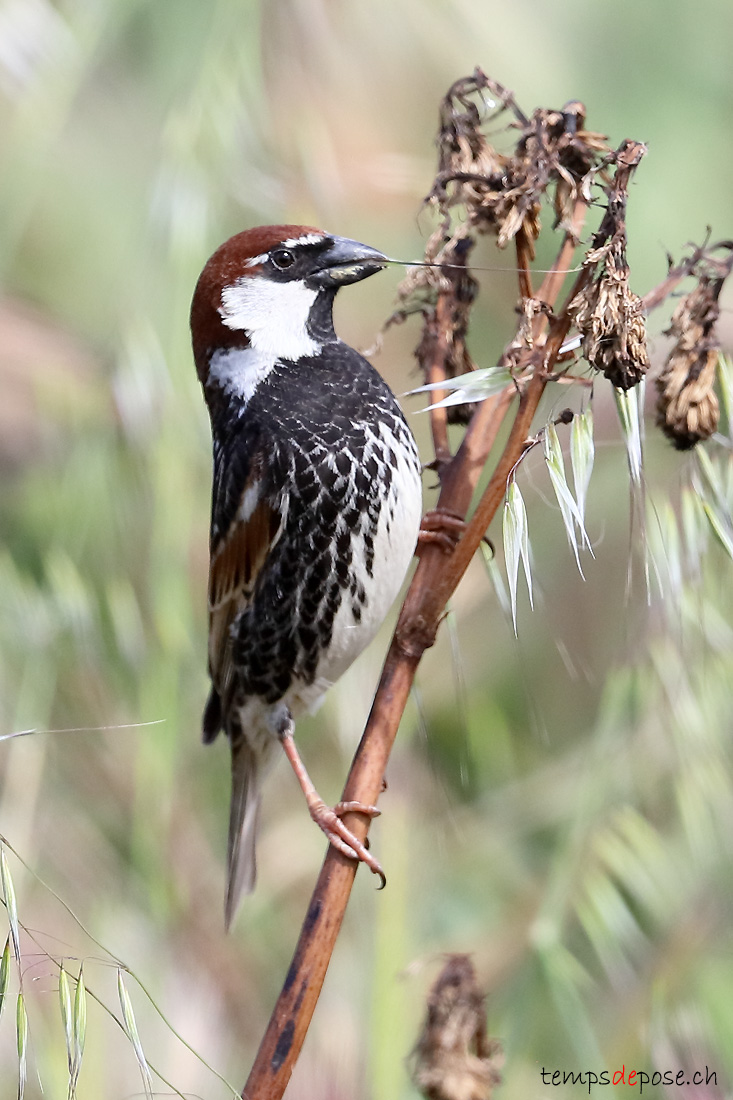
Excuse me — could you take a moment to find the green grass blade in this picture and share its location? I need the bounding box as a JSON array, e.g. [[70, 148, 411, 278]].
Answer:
[[519, 490, 533, 612], [70, 967, 86, 1096], [1, 848, 21, 964], [544, 422, 592, 575], [0, 936, 10, 1020], [570, 407, 594, 524], [503, 483, 521, 634], [409, 365, 513, 410], [701, 500, 733, 563], [59, 964, 73, 1075], [117, 969, 153, 1099], [614, 385, 644, 485], [696, 447, 728, 513], [480, 541, 511, 618], [503, 480, 532, 634], [717, 353, 733, 442], [17, 992, 27, 1100]]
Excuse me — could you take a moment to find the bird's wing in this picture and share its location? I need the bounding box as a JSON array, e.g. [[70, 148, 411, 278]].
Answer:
[[207, 441, 287, 722]]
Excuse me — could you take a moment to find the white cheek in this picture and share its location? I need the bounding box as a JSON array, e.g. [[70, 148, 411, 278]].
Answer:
[[219, 278, 320, 361]]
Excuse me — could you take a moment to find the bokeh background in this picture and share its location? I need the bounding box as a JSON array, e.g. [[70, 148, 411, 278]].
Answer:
[[1, 1, 732, 1097]]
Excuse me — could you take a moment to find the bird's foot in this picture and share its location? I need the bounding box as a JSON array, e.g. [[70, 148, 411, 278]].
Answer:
[[417, 507, 466, 554], [307, 796, 386, 887], [278, 725, 386, 886]]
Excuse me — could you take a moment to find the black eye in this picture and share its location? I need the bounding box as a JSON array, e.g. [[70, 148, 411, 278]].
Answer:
[[271, 248, 295, 270]]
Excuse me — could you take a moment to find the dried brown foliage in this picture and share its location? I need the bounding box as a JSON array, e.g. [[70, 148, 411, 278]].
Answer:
[[655, 246, 733, 449], [412, 956, 502, 1100], [428, 71, 607, 250], [388, 70, 610, 432], [567, 140, 650, 390], [413, 234, 480, 427]]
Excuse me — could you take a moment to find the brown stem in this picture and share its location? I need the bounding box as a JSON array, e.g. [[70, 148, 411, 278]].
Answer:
[[642, 264, 691, 313], [641, 241, 733, 314], [515, 226, 534, 302], [426, 293, 454, 468], [535, 194, 589, 314], [437, 387, 515, 512]]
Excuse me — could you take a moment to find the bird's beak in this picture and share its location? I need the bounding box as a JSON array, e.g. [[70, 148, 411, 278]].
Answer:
[[310, 235, 387, 288]]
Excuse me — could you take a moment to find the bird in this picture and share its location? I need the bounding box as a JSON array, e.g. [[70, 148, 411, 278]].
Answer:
[[190, 224, 423, 926]]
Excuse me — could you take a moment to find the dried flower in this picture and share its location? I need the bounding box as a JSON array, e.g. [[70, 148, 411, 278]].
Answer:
[[656, 276, 723, 449], [412, 955, 502, 1100], [571, 253, 649, 389], [429, 73, 608, 254], [391, 74, 611, 430], [569, 141, 650, 390]]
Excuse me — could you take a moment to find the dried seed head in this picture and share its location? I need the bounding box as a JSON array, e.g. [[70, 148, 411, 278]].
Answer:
[[412, 955, 502, 1100], [390, 73, 613, 439], [445, 133, 510, 211], [569, 142, 650, 390], [503, 106, 606, 244], [429, 76, 608, 253], [570, 253, 649, 389], [655, 275, 723, 448], [656, 346, 719, 450]]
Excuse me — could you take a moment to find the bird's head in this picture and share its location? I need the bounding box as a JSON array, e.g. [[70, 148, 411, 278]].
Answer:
[[190, 225, 386, 385]]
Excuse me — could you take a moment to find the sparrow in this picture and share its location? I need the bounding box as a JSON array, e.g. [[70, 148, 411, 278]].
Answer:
[[190, 225, 423, 926]]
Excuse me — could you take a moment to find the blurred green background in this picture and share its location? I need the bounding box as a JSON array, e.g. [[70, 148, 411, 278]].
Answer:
[[1, 1, 732, 1097]]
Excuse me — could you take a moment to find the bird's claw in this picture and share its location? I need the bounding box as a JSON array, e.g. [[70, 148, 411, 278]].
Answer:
[[308, 797, 386, 887], [417, 508, 467, 554]]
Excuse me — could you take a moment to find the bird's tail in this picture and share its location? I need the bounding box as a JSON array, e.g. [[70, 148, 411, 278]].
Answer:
[[225, 736, 261, 930]]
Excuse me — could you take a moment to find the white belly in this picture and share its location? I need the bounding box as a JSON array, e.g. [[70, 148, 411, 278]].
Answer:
[[287, 421, 422, 714]]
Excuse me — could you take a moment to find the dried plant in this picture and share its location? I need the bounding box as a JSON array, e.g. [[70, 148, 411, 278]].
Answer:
[[428, 71, 607, 251], [241, 73, 733, 1100], [568, 140, 650, 390], [401, 231, 481, 428], [655, 246, 733, 448], [412, 956, 502, 1100], [388, 71, 610, 430]]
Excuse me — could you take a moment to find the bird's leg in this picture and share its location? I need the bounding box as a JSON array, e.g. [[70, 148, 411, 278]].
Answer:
[[278, 725, 386, 886], [417, 507, 467, 554]]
